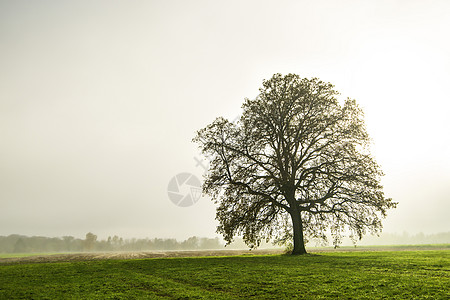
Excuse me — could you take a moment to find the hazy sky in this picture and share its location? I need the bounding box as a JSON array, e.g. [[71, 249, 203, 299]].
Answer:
[[1, 0, 449, 240]]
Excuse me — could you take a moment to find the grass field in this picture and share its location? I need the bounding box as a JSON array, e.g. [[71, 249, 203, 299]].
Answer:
[[0, 253, 65, 259], [0, 250, 448, 299]]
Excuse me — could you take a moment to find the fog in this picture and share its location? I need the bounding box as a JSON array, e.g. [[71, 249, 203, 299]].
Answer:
[[1, 1, 449, 242]]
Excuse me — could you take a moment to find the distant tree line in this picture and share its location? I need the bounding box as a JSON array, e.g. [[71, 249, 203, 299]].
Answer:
[[0, 233, 224, 253], [1, 232, 448, 253], [358, 231, 450, 246]]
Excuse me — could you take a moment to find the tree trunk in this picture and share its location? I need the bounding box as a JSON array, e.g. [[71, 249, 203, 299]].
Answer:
[[290, 208, 307, 255]]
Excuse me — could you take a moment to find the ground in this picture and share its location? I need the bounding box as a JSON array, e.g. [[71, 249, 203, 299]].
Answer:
[[0, 247, 448, 299], [1, 245, 448, 264]]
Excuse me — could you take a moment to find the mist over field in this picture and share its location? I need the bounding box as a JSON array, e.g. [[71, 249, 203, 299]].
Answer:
[[1, 1, 449, 246]]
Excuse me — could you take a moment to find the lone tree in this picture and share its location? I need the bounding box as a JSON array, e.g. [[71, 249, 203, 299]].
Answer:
[[194, 73, 397, 254]]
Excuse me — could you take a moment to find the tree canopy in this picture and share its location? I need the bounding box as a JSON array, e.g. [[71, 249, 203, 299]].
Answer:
[[194, 73, 397, 254]]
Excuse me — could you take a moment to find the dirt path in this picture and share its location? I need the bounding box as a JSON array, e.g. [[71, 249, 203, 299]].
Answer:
[[0, 249, 284, 265], [1, 245, 447, 265]]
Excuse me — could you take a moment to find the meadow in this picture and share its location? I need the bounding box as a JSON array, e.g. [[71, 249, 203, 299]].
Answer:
[[0, 250, 448, 299]]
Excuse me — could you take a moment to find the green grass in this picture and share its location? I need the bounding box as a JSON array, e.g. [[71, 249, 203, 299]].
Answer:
[[343, 243, 450, 249], [1, 251, 449, 299], [0, 253, 63, 259]]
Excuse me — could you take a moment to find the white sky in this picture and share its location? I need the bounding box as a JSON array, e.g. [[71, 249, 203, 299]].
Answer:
[[1, 0, 449, 240]]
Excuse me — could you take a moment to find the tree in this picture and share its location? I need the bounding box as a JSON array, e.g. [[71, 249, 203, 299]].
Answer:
[[84, 232, 97, 251], [193, 73, 397, 254], [182, 236, 200, 249], [13, 238, 28, 253], [63, 236, 75, 251]]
